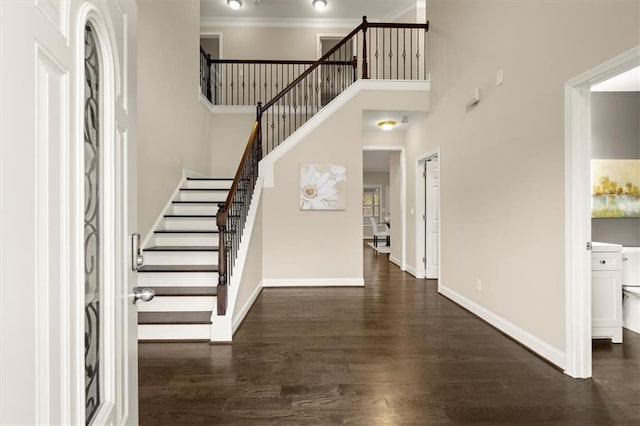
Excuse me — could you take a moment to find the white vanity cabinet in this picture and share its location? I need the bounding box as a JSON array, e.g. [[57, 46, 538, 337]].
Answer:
[[592, 242, 623, 343]]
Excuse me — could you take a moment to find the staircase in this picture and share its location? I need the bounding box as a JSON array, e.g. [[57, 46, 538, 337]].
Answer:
[[137, 177, 232, 341]]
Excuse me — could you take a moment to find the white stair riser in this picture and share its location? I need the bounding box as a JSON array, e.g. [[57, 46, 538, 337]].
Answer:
[[138, 324, 210, 340], [137, 296, 216, 312], [143, 251, 217, 265], [138, 272, 218, 287], [186, 180, 232, 189], [179, 191, 227, 202], [153, 234, 219, 246], [170, 204, 219, 216], [164, 217, 217, 231]]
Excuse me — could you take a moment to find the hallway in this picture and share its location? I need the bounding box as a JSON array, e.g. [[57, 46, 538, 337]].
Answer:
[[139, 244, 640, 424]]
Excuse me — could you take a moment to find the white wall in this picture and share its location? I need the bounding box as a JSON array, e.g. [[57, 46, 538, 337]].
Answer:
[[403, 0, 640, 353], [389, 151, 403, 263], [233, 198, 263, 328], [138, 0, 215, 236], [199, 25, 353, 60], [209, 112, 256, 177], [262, 88, 427, 283]]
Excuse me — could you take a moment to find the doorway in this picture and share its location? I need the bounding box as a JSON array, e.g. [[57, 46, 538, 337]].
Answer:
[[362, 146, 406, 268], [416, 150, 441, 280], [318, 35, 353, 105], [200, 33, 222, 104], [565, 45, 640, 378]]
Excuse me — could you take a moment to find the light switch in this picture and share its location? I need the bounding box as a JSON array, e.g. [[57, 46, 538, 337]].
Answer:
[[496, 69, 504, 86]]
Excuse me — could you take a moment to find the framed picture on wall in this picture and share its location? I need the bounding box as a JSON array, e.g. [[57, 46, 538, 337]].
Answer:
[[591, 159, 640, 218], [300, 163, 346, 210]]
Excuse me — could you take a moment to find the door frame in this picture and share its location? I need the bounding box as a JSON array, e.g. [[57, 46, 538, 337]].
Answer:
[[564, 45, 640, 378], [363, 145, 406, 269], [200, 31, 223, 104], [415, 148, 441, 280], [75, 5, 123, 424]]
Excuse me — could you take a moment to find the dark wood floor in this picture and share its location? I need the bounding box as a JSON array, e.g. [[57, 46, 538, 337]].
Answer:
[[139, 244, 640, 425]]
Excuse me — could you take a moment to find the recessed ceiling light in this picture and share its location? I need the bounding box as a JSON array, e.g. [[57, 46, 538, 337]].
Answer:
[[227, 0, 243, 10], [377, 120, 397, 131], [312, 0, 327, 11]]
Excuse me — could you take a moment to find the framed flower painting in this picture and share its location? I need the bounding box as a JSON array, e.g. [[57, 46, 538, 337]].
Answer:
[[300, 163, 346, 210]]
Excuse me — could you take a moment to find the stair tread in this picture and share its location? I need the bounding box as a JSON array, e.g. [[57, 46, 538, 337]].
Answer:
[[154, 230, 219, 234], [144, 245, 219, 252], [180, 188, 228, 192], [138, 311, 212, 325], [149, 287, 217, 296], [164, 215, 217, 218], [138, 265, 219, 273], [172, 201, 223, 204], [187, 177, 233, 181]]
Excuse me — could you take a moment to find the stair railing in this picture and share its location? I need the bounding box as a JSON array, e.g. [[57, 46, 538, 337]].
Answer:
[[215, 16, 429, 316], [216, 107, 261, 315]]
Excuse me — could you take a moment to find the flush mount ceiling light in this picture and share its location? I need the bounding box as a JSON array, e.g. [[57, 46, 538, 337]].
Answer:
[[377, 120, 397, 131], [312, 0, 327, 11], [227, 0, 243, 10]]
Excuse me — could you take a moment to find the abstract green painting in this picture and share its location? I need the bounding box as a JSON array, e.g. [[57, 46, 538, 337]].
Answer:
[[592, 159, 640, 218]]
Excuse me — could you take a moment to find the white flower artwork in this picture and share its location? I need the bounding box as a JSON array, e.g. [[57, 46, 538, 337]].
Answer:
[[300, 164, 346, 210]]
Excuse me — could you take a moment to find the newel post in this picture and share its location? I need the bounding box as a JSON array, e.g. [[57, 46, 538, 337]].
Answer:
[[256, 102, 263, 161], [351, 55, 358, 83], [216, 203, 227, 315], [206, 53, 213, 102], [361, 16, 369, 79]]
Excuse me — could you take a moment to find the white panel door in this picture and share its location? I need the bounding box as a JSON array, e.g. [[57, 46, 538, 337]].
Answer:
[[425, 157, 440, 279], [0, 1, 138, 424]]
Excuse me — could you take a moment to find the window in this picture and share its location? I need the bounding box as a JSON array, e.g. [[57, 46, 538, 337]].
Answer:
[[363, 186, 381, 224]]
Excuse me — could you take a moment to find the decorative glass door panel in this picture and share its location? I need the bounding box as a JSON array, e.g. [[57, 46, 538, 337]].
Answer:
[[84, 23, 102, 425]]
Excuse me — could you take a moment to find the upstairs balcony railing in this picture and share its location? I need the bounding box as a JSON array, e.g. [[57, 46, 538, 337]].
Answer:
[[215, 16, 429, 316], [199, 58, 356, 106]]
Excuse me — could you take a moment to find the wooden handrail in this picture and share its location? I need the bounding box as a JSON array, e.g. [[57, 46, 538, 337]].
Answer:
[[368, 22, 429, 29], [220, 119, 261, 211], [216, 114, 261, 316], [209, 59, 351, 65]]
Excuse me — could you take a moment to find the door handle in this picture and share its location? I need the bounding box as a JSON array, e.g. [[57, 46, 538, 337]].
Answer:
[[131, 233, 143, 271], [133, 287, 155, 304]]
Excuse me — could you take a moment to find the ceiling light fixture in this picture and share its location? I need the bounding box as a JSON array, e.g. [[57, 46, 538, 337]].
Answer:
[[312, 0, 327, 11], [377, 120, 397, 131], [227, 0, 243, 10]]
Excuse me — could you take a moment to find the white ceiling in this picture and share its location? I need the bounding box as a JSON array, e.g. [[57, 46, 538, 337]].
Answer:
[[591, 66, 640, 92], [201, 0, 418, 25]]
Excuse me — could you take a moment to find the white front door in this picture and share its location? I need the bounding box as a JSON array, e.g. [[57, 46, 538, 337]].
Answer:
[[425, 157, 440, 279], [0, 2, 138, 424]]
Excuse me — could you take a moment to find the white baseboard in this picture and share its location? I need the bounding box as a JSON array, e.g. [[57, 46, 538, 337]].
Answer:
[[405, 265, 417, 277], [141, 169, 206, 249], [389, 256, 403, 269], [262, 278, 365, 287], [438, 283, 566, 369], [232, 281, 263, 335]]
